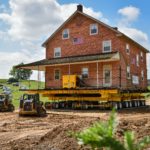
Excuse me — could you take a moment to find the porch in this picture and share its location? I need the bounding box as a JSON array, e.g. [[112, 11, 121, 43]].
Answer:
[[16, 51, 125, 89]]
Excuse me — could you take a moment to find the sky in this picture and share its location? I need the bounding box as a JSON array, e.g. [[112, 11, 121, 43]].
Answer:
[[0, 0, 150, 79]]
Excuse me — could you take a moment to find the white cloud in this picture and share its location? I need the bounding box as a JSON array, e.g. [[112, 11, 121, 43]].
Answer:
[[119, 27, 149, 49], [0, 0, 107, 78], [118, 6, 150, 79], [0, 0, 105, 41], [118, 6, 140, 26], [118, 6, 150, 49], [0, 48, 45, 79]]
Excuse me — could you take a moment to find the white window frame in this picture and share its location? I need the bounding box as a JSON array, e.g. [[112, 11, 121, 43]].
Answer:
[[127, 65, 130, 79], [82, 67, 89, 79], [54, 69, 61, 80], [62, 29, 69, 39], [136, 54, 139, 67], [54, 47, 61, 58], [141, 70, 144, 81], [132, 75, 139, 85], [90, 24, 98, 35], [103, 40, 111, 53], [103, 65, 112, 87], [126, 43, 130, 54]]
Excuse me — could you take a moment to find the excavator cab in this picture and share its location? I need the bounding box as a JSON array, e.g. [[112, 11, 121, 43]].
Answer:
[[19, 93, 46, 116], [0, 94, 15, 112]]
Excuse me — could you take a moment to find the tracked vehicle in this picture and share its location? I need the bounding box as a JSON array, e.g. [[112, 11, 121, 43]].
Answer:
[[0, 94, 15, 112], [19, 93, 46, 116]]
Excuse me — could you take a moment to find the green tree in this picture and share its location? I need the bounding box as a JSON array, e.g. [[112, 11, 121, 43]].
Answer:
[[9, 63, 32, 80], [74, 110, 150, 150]]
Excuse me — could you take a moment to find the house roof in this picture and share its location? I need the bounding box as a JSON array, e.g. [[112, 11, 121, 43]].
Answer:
[[42, 10, 149, 53], [16, 51, 120, 71]]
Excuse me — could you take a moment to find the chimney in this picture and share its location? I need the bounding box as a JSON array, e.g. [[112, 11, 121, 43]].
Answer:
[[77, 4, 83, 12], [113, 27, 118, 30]]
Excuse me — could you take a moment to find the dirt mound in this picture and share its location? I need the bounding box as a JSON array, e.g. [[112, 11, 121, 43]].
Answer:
[[118, 117, 150, 139], [0, 108, 150, 150], [6, 114, 98, 150]]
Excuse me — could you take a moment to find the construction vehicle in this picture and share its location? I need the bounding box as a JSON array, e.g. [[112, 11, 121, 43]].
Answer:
[[37, 75, 147, 110], [0, 94, 15, 112], [19, 93, 46, 116]]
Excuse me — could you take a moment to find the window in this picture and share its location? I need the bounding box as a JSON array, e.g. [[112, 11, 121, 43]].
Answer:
[[127, 66, 130, 79], [54, 47, 61, 58], [136, 54, 139, 66], [140, 51, 143, 61], [103, 40, 111, 52], [104, 70, 111, 84], [90, 24, 98, 35], [54, 69, 60, 80], [103, 65, 112, 86], [141, 70, 144, 81], [82, 68, 88, 78], [132, 75, 139, 85], [126, 44, 130, 54], [62, 29, 69, 39]]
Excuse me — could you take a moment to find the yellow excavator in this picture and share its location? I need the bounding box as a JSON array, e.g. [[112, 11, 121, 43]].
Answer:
[[19, 93, 46, 116], [0, 94, 15, 112]]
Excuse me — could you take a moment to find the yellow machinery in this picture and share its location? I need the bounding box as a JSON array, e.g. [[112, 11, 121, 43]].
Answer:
[[19, 93, 46, 116], [63, 75, 86, 88], [26, 75, 147, 110], [0, 94, 15, 112], [63, 75, 77, 88]]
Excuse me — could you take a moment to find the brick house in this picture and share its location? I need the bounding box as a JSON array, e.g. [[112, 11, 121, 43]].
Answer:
[[19, 5, 148, 90]]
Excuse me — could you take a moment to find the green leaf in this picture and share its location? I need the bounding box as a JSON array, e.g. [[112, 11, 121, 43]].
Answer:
[[124, 131, 136, 150], [137, 136, 150, 150]]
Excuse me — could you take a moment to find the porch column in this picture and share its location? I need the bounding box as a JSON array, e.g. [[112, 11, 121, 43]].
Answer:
[[68, 63, 71, 75], [68, 63, 71, 88], [37, 65, 40, 89], [96, 62, 99, 88]]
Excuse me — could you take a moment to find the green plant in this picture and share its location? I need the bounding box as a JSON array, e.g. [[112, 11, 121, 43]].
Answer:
[[75, 110, 150, 150]]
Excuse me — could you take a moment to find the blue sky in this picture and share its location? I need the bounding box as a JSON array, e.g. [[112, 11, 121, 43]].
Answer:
[[0, 0, 150, 79], [58, 0, 150, 36]]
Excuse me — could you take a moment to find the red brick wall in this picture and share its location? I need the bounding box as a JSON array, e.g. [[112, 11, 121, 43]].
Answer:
[[45, 62, 121, 88], [46, 13, 121, 59], [119, 37, 147, 89], [45, 13, 147, 89]]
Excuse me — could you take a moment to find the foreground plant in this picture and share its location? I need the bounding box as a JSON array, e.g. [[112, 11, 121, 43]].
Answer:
[[74, 110, 150, 150]]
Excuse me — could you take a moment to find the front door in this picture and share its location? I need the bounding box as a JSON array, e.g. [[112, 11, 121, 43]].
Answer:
[[103, 65, 112, 87]]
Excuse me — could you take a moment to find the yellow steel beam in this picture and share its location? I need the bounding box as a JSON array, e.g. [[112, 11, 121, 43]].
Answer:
[[24, 89, 145, 102]]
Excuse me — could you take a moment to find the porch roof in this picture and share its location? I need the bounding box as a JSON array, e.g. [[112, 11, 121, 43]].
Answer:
[[16, 51, 120, 71]]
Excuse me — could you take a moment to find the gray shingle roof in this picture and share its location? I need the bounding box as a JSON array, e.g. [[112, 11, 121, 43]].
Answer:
[[16, 51, 120, 70]]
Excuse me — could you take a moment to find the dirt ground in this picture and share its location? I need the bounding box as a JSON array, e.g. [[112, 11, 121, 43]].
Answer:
[[0, 106, 150, 150]]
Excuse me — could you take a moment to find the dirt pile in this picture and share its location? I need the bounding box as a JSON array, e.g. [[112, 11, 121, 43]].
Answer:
[[0, 107, 150, 150]]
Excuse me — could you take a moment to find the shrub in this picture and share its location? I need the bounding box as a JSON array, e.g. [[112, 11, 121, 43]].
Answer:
[[74, 110, 150, 150], [7, 77, 18, 83]]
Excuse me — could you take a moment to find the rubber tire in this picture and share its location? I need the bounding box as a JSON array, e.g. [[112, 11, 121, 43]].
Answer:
[[137, 101, 140, 107], [118, 102, 122, 109], [134, 101, 137, 107], [129, 101, 132, 108], [113, 102, 118, 110], [125, 101, 129, 108]]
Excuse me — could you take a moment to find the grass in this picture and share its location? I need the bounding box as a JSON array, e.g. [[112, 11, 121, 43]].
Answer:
[[0, 79, 49, 109]]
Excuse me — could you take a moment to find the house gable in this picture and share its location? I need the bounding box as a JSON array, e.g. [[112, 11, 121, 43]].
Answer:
[[45, 11, 124, 59], [42, 8, 148, 54]]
